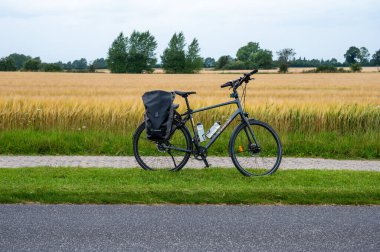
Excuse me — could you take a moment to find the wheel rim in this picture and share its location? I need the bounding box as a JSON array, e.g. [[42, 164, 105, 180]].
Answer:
[[136, 125, 190, 170], [232, 123, 281, 176]]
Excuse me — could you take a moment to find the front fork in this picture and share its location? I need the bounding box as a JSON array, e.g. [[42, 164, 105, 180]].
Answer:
[[241, 113, 260, 149]]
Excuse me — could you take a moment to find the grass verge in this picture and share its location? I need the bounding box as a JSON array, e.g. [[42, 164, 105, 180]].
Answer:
[[0, 168, 379, 205], [0, 129, 379, 159]]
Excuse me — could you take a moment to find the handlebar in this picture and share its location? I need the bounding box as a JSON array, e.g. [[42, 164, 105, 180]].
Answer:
[[220, 69, 258, 89]]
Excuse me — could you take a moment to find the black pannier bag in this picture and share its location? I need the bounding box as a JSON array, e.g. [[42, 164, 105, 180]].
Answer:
[[142, 90, 175, 141]]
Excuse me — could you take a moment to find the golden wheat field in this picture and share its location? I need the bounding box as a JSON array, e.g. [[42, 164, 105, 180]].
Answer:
[[0, 72, 379, 133]]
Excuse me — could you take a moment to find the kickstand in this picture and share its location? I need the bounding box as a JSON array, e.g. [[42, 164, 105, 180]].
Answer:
[[201, 155, 210, 168]]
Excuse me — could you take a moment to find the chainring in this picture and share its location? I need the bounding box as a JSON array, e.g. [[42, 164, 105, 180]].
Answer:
[[194, 146, 207, 160]]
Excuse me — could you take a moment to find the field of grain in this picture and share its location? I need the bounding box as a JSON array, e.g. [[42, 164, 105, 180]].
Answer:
[[0, 72, 379, 133]]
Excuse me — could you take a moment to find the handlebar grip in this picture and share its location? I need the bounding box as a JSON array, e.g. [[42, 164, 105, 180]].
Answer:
[[221, 81, 232, 88], [250, 69, 258, 75]]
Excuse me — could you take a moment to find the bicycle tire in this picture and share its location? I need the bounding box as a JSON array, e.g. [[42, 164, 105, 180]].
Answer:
[[133, 120, 192, 171], [229, 119, 282, 176]]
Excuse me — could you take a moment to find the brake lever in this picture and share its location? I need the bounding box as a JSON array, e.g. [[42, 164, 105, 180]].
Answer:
[[229, 80, 235, 89]]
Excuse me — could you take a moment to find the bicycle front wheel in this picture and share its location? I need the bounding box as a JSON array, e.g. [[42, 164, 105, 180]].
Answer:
[[133, 121, 192, 171], [229, 119, 282, 176]]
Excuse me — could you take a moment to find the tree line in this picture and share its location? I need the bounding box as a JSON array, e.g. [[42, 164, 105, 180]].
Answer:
[[1, 30, 380, 73], [0, 54, 107, 72], [107, 31, 203, 73], [213, 46, 380, 73]]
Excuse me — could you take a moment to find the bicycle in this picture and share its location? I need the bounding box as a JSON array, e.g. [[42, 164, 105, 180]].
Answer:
[[133, 69, 282, 176]]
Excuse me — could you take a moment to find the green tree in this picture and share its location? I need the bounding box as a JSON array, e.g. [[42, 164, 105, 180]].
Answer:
[[329, 58, 339, 66], [88, 63, 96, 73], [63, 61, 73, 71], [7, 53, 31, 70], [344, 46, 361, 64], [107, 32, 128, 73], [359, 47, 370, 65], [23, 57, 41, 71], [249, 49, 273, 69], [204, 57, 216, 68], [161, 32, 186, 73], [126, 31, 157, 73], [215, 55, 233, 69], [0, 57, 17, 71], [72, 58, 88, 70], [277, 48, 296, 73], [277, 48, 296, 63], [236, 42, 273, 69], [236, 42, 260, 62], [371, 49, 380, 66], [185, 38, 203, 73], [92, 58, 107, 69]]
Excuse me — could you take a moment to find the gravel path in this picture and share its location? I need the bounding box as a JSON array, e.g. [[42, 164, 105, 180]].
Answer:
[[0, 156, 379, 171]]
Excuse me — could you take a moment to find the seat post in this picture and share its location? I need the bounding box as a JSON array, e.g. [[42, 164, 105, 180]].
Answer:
[[184, 96, 191, 112]]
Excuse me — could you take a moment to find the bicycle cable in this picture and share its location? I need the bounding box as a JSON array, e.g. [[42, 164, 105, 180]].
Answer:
[[241, 82, 248, 111]]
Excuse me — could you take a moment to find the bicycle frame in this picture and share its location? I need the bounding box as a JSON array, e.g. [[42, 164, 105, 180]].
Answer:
[[173, 93, 259, 155]]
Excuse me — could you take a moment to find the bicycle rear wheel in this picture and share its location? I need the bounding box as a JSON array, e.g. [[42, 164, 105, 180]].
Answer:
[[229, 119, 282, 176], [133, 121, 192, 171]]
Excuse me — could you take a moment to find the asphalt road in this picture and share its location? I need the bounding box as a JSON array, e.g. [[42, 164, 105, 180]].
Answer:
[[0, 205, 379, 252]]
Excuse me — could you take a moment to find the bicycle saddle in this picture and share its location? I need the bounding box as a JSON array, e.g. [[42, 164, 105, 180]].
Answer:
[[174, 91, 196, 98]]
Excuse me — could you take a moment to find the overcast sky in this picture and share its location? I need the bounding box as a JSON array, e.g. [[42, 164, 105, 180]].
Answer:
[[1, 0, 379, 63]]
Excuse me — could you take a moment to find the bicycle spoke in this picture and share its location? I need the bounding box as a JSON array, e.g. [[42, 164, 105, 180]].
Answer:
[[231, 121, 282, 176], [134, 121, 191, 171]]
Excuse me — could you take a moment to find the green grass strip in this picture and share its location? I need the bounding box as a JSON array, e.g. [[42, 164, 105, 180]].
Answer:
[[0, 129, 379, 159], [0, 168, 379, 205]]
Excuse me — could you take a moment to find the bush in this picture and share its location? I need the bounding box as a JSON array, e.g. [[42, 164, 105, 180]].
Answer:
[[303, 67, 350, 74], [350, 63, 362, 72], [0, 57, 17, 71], [215, 55, 233, 70], [23, 58, 41, 71], [278, 63, 288, 73], [338, 68, 345, 72], [224, 60, 249, 70], [316, 65, 337, 73], [41, 63, 63, 72]]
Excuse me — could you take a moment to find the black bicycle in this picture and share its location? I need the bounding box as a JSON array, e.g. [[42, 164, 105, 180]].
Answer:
[[133, 70, 282, 176]]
